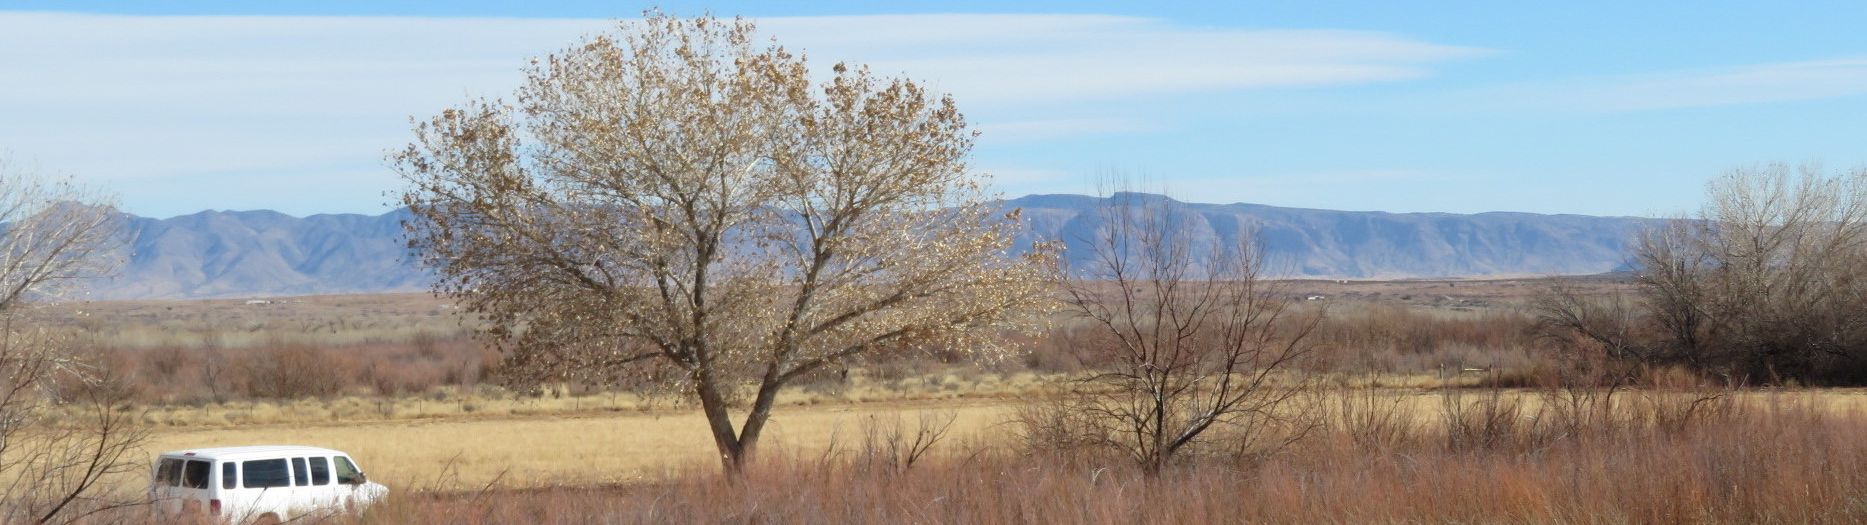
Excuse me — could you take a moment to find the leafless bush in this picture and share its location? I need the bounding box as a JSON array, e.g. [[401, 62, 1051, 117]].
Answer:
[[2, 365, 148, 524], [852, 412, 955, 475], [1332, 382, 1418, 452], [1437, 387, 1543, 452], [241, 344, 346, 399], [1626, 370, 1736, 435], [1054, 189, 1321, 473], [1007, 397, 1112, 463]]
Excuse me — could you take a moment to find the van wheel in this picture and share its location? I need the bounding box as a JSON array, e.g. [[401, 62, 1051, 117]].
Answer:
[[251, 513, 282, 525]]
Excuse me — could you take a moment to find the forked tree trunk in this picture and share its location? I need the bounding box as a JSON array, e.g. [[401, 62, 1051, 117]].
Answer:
[[696, 375, 787, 474], [696, 381, 747, 473]]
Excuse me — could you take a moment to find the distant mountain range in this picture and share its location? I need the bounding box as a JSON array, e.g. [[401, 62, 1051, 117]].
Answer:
[[78, 193, 1657, 300], [1016, 193, 1653, 280]]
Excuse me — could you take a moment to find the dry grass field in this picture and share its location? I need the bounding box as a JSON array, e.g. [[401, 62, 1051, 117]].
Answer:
[[93, 386, 1867, 524], [136, 398, 1015, 489], [115, 385, 1867, 490], [41, 275, 1867, 523]]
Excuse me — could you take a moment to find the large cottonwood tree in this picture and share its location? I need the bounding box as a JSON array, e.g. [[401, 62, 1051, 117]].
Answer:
[[394, 14, 1055, 471]]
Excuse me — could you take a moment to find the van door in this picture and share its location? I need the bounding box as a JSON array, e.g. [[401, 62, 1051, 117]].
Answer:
[[151, 457, 183, 514], [307, 456, 339, 508], [176, 459, 214, 515], [332, 455, 371, 506]]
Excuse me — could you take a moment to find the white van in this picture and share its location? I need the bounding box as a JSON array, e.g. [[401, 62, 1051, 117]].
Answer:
[[150, 445, 389, 523]]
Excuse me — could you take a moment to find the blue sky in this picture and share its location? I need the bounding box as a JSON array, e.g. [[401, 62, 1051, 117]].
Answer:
[[3, 1, 1866, 218]]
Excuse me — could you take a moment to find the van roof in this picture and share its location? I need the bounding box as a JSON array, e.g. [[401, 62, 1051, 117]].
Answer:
[[156, 445, 349, 461]]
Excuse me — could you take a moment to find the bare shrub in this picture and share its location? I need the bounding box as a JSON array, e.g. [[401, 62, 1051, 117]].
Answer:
[[90, 333, 484, 405], [1054, 189, 1321, 473], [3, 365, 147, 524], [852, 412, 955, 475], [1437, 387, 1543, 452], [1626, 371, 1735, 435], [1332, 382, 1418, 452], [241, 344, 346, 399], [1008, 397, 1110, 463]]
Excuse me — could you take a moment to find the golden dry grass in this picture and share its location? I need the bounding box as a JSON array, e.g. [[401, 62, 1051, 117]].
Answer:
[[134, 398, 1013, 490], [124, 369, 1058, 428]]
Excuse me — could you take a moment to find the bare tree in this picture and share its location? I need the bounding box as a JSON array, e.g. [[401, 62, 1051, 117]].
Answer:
[[1056, 191, 1320, 473], [1536, 163, 1867, 384], [1687, 164, 1867, 382], [0, 159, 137, 523], [1530, 282, 1649, 365], [394, 13, 1057, 472]]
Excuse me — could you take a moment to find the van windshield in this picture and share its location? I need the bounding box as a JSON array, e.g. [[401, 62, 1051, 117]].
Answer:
[[242, 459, 291, 489], [334, 456, 360, 484]]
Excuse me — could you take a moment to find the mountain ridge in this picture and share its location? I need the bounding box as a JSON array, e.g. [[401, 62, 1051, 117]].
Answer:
[[79, 193, 1658, 300]]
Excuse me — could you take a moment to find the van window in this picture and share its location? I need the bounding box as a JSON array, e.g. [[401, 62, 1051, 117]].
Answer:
[[291, 457, 309, 486], [334, 456, 360, 484], [221, 462, 236, 489], [241, 459, 291, 488], [308, 457, 331, 485], [155, 458, 182, 486], [182, 460, 211, 489]]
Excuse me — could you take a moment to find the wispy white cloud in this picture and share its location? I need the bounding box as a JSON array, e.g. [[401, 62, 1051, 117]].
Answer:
[[799, 17, 1492, 106], [1587, 58, 1867, 111], [0, 12, 1485, 216], [1449, 57, 1867, 113]]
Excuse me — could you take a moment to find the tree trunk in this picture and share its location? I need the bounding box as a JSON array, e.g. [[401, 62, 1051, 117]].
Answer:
[[735, 369, 786, 463], [695, 380, 745, 473], [695, 373, 789, 474]]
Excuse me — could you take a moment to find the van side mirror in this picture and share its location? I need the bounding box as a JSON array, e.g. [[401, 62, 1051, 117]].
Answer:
[[353, 472, 367, 485]]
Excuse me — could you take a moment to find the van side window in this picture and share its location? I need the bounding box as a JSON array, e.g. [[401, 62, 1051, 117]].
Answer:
[[308, 457, 331, 485], [242, 459, 291, 488], [334, 456, 360, 484], [182, 460, 211, 489], [291, 457, 309, 486], [156, 458, 182, 486], [221, 461, 236, 489]]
